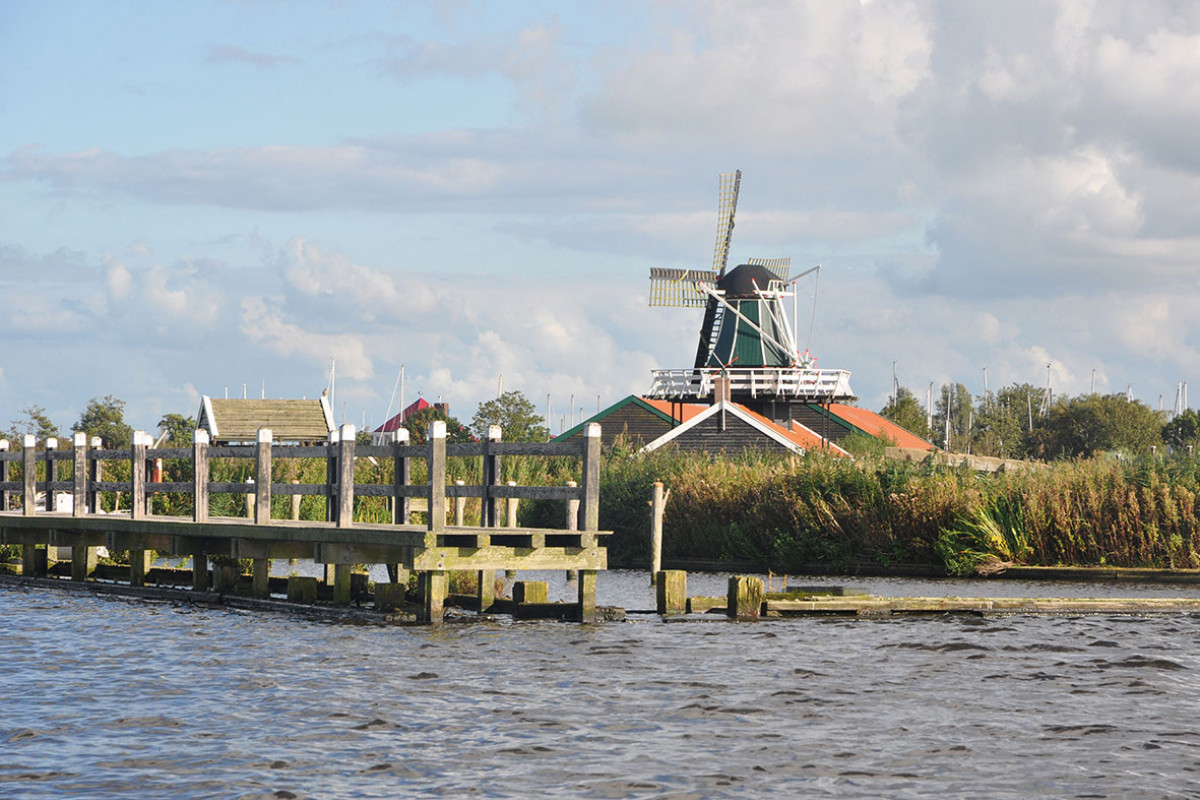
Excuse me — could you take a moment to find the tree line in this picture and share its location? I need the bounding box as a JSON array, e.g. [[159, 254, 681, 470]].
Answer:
[[5, 390, 553, 449], [881, 383, 1200, 460]]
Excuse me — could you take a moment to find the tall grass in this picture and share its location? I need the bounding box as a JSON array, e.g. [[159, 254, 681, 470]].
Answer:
[[595, 449, 1200, 573]]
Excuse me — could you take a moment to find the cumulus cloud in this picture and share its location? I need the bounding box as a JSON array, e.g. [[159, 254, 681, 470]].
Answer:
[[240, 296, 375, 380]]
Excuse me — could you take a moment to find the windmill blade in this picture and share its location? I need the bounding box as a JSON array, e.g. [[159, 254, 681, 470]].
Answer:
[[711, 171, 741, 276], [648, 267, 719, 307], [748, 257, 791, 282]]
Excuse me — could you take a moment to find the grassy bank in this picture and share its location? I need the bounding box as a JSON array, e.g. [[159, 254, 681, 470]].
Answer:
[[583, 448, 1200, 575]]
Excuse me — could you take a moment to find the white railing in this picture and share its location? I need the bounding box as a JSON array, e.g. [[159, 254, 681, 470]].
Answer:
[[648, 368, 855, 401]]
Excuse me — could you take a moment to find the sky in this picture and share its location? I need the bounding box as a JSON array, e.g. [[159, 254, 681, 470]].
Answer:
[[3, 0, 1200, 437]]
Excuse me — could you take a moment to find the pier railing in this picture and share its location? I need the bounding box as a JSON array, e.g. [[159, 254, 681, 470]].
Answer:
[[0, 421, 601, 533]]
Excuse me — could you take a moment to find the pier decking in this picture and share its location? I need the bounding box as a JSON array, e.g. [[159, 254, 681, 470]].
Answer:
[[0, 421, 608, 622]]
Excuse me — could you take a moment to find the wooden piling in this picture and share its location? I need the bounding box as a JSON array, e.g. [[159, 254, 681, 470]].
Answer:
[[578, 570, 597, 623], [72, 433, 87, 519], [650, 481, 667, 585], [656, 569, 687, 615], [419, 570, 448, 623], [22, 435, 35, 517], [287, 575, 319, 603], [454, 479, 466, 526], [427, 422, 446, 531], [332, 563, 352, 605], [374, 581, 407, 612], [336, 424, 355, 527], [255, 428, 272, 523], [483, 426, 502, 527], [71, 546, 96, 581], [192, 553, 209, 591], [513, 580, 548, 604], [131, 431, 148, 520], [192, 430, 209, 523], [0, 438, 9, 512], [727, 575, 764, 619], [478, 569, 495, 612], [505, 481, 518, 527], [129, 549, 152, 587]]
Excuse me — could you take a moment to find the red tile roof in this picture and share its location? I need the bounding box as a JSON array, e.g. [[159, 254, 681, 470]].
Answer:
[[829, 403, 935, 451]]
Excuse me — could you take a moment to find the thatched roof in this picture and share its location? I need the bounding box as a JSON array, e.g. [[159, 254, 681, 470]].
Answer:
[[197, 396, 335, 444]]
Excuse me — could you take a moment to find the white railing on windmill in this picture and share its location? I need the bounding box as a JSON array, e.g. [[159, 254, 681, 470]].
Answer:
[[646, 171, 854, 403]]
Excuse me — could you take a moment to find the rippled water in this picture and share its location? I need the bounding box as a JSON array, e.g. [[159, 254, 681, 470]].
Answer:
[[3, 572, 1200, 799]]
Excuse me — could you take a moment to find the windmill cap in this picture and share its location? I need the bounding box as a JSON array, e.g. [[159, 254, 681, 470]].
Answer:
[[717, 263, 779, 298]]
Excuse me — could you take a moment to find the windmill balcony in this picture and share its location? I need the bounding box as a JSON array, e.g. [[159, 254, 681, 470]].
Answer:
[[648, 367, 855, 402]]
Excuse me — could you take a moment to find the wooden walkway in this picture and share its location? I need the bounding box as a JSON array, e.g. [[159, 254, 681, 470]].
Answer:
[[0, 421, 608, 622]]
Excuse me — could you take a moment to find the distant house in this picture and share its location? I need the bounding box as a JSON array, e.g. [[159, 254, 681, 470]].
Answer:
[[556, 392, 933, 457], [196, 396, 335, 445], [556, 394, 851, 457], [371, 398, 453, 443]]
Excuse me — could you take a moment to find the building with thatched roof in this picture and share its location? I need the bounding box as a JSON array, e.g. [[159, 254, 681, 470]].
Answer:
[[196, 396, 335, 444]]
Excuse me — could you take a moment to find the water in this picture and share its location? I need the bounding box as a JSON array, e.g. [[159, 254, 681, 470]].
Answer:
[[3, 572, 1200, 799]]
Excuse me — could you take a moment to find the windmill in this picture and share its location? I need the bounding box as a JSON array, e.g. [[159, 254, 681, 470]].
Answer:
[[646, 171, 855, 422]]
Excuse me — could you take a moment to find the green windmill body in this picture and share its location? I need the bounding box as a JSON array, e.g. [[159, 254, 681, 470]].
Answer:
[[705, 263, 795, 370]]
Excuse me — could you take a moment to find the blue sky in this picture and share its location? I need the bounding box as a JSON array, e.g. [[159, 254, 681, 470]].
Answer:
[[3, 0, 1200, 436]]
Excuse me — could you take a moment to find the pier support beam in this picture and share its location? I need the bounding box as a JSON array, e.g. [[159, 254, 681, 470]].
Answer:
[[192, 553, 209, 592], [332, 563, 352, 605], [71, 546, 97, 581], [478, 569, 495, 612], [419, 570, 448, 623], [656, 570, 687, 615], [727, 575, 764, 620], [577, 569, 597, 623], [129, 548, 153, 587], [22, 543, 47, 577]]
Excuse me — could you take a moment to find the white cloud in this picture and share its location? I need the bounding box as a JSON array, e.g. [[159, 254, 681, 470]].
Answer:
[[240, 296, 375, 381]]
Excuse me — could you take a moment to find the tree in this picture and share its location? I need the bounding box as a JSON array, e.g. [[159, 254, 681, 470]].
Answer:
[[158, 413, 196, 446], [73, 395, 133, 448], [1031, 393, 1164, 458], [470, 390, 550, 442], [8, 405, 60, 443], [403, 406, 473, 443], [1163, 409, 1200, 453], [879, 386, 932, 441]]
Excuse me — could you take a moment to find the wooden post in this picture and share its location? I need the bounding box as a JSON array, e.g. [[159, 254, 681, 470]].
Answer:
[[325, 428, 339, 523], [454, 479, 466, 526], [483, 425, 502, 527], [244, 479, 255, 519], [43, 437, 57, 512], [392, 428, 411, 525], [565, 479, 580, 582], [478, 569, 495, 612], [21, 542, 46, 577], [252, 558, 270, 597], [129, 548, 153, 587], [0, 438, 9, 512], [336, 424, 355, 527], [130, 431, 148, 521], [650, 481, 667, 585], [71, 544, 97, 581], [87, 436, 101, 513], [578, 569, 597, 623], [332, 563, 352, 604], [287, 576, 319, 603], [255, 428, 273, 524], [22, 435, 35, 516], [419, 570, 447, 623], [427, 421, 446, 532], [193, 552, 209, 591], [656, 570, 687, 615], [513, 581, 548, 604], [72, 433, 88, 518], [192, 430, 209, 523], [505, 480, 518, 527], [727, 575, 765, 620], [290, 479, 301, 520], [581, 423, 601, 532]]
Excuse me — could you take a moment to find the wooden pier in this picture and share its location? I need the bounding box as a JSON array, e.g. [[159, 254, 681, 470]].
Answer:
[[0, 421, 608, 623]]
